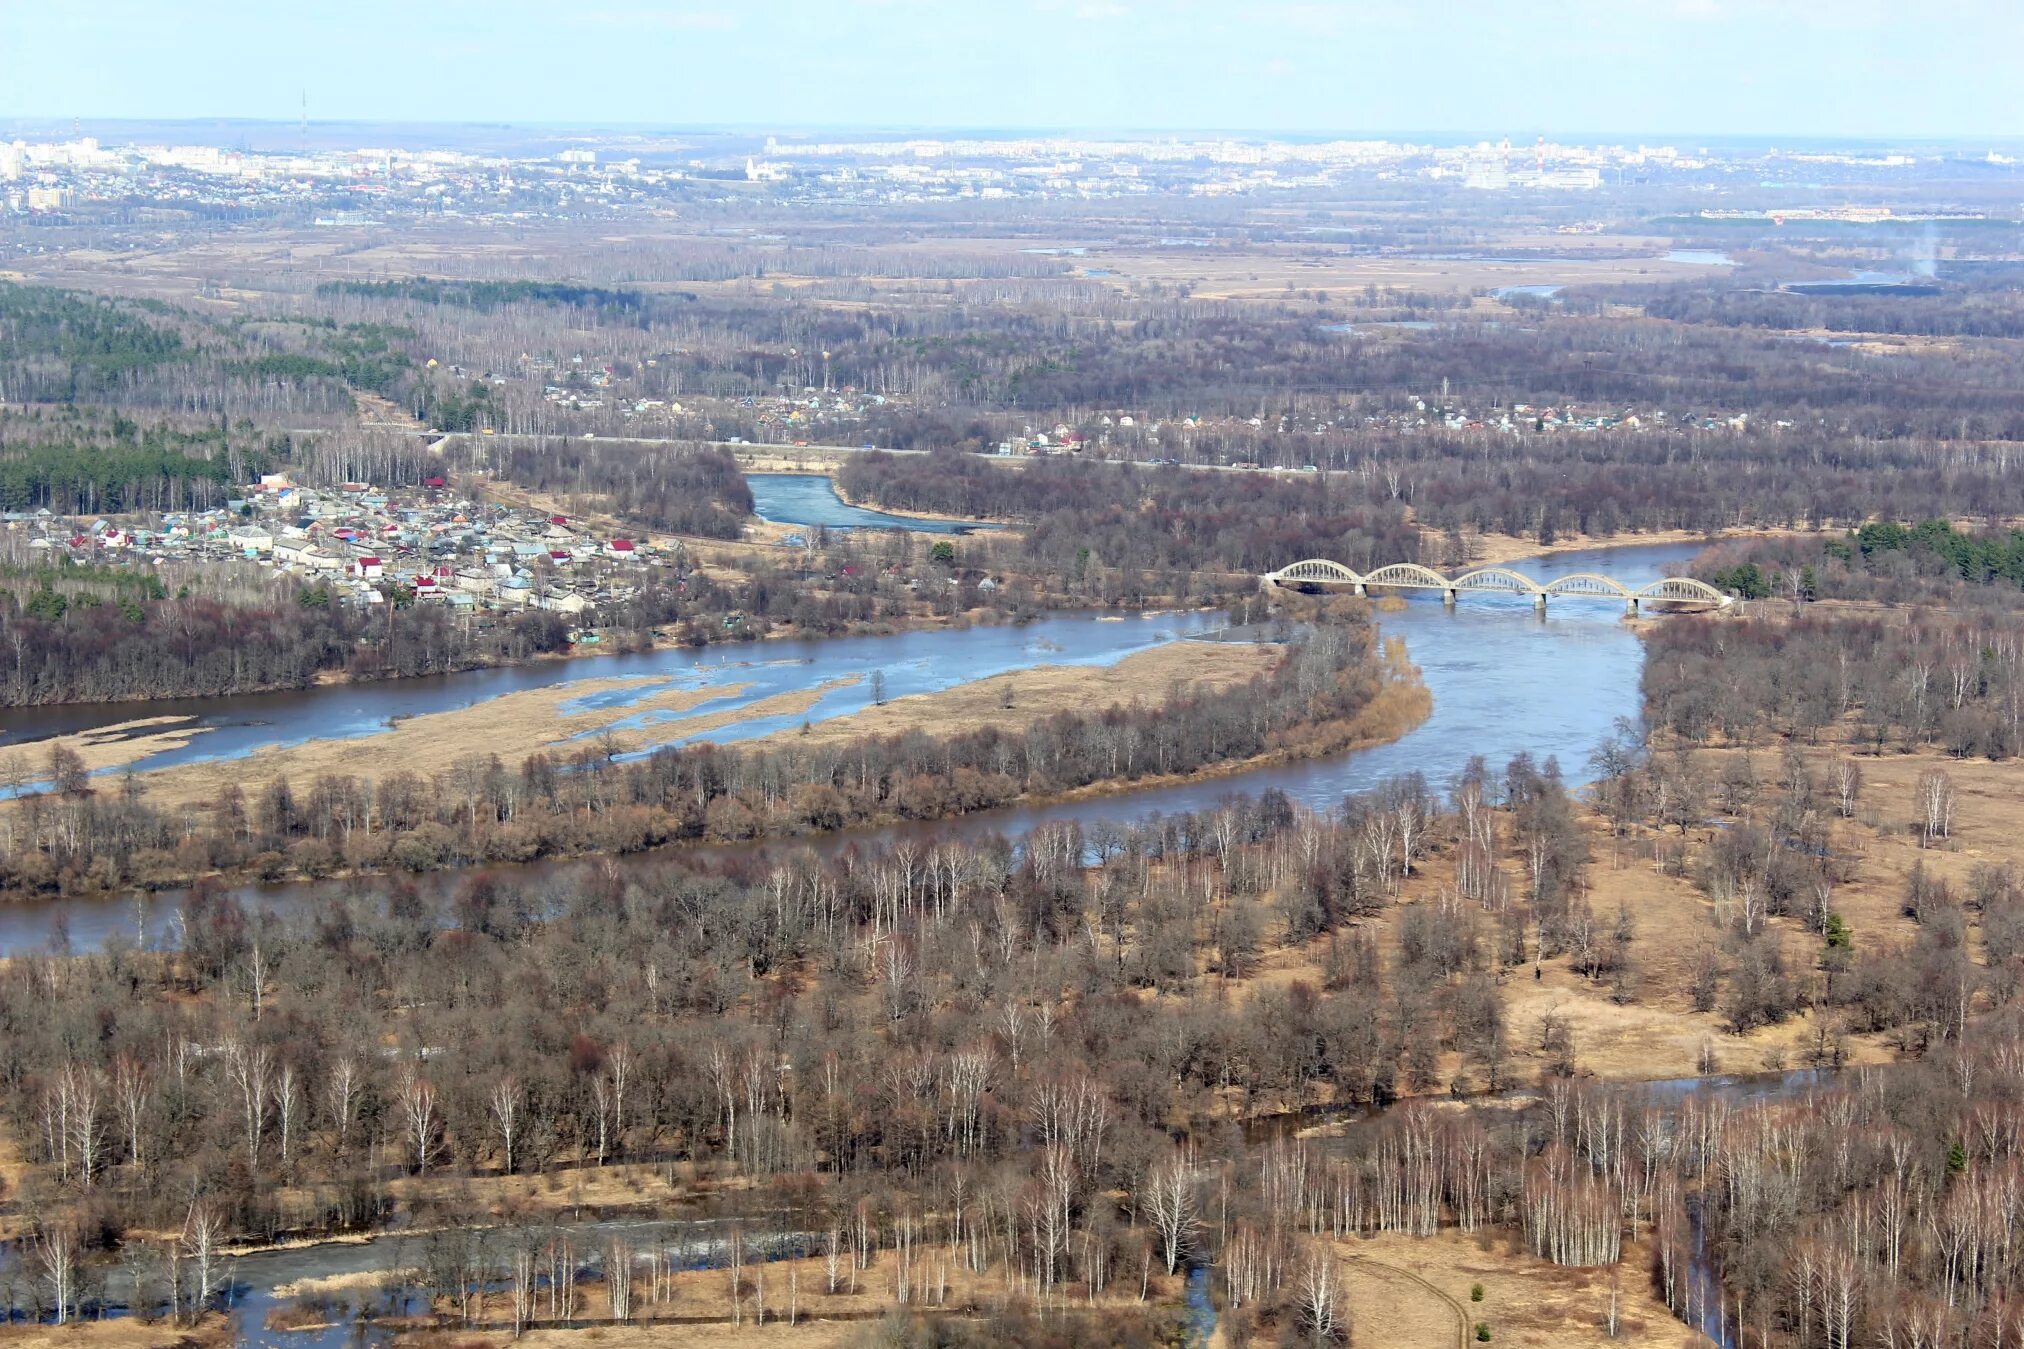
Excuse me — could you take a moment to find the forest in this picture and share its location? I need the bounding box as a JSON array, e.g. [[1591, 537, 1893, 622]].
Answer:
[[0, 409, 274, 515], [838, 451, 1420, 578], [1698, 519, 2024, 603], [455, 438, 754, 539], [0, 283, 394, 419], [0, 557, 584, 706], [292, 269, 2024, 446], [1641, 284, 2024, 339], [0, 712, 2015, 1346], [1645, 609, 2024, 759], [1645, 523, 2024, 757]]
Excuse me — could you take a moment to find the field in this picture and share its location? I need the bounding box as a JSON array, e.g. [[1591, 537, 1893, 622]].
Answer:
[[5, 221, 1736, 310], [1086, 238, 1728, 302], [1335, 1231, 1694, 1349]]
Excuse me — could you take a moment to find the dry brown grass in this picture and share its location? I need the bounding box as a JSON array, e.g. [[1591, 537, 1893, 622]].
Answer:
[[384, 1159, 698, 1221], [0, 1318, 228, 1349], [1088, 244, 1723, 302], [511, 1324, 856, 1349], [19, 676, 733, 788], [757, 640, 1278, 750], [408, 1245, 1178, 1349], [1499, 739, 2023, 1084], [11, 716, 213, 779], [1337, 1231, 1700, 1348], [1453, 526, 1774, 570], [1225, 733, 2012, 1095], [46, 640, 1281, 817]]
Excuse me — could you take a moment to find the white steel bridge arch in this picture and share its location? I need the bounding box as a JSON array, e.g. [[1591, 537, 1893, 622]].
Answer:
[[1262, 558, 1731, 611]]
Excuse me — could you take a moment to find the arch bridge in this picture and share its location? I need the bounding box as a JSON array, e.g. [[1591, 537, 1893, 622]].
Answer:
[[1263, 558, 1731, 613]]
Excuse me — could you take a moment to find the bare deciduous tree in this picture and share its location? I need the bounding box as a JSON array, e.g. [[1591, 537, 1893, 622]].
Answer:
[[1142, 1151, 1200, 1276], [1916, 767, 1956, 847]]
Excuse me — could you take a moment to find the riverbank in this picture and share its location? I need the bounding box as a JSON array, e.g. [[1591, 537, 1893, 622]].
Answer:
[[819, 471, 1017, 529], [1460, 524, 1791, 569], [751, 637, 1279, 750], [0, 1319, 229, 1349], [0, 619, 1421, 902], [19, 674, 758, 792], [51, 639, 1274, 814]]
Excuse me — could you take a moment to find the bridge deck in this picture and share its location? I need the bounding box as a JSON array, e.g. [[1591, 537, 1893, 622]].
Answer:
[[1264, 559, 1729, 607]]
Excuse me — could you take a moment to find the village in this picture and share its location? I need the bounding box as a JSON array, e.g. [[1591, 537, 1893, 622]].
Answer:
[[3, 471, 669, 621]]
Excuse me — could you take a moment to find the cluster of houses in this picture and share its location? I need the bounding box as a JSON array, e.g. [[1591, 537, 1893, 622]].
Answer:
[[984, 399, 1758, 462], [1408, 400, 1754, 437], [16, 474, 669, 618]]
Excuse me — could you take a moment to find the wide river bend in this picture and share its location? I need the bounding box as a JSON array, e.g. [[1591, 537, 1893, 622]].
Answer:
[[0, 539, 1696, 956]]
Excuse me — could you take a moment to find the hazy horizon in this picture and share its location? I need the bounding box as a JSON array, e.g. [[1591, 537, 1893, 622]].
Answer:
[[4, 0, 2018, 141], [3, 116, 2018, 149]]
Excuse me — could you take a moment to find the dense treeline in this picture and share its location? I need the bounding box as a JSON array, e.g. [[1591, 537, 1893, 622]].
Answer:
[[316, 278, 689, 319], [456, 438, 754, 539], [846, 422, 2023, 550], [1644, 283, 2024, 338], [1647, 524, 2024, 756], [0, 283, 188, 396], [0, 573, 573, 706], [0, 410, 272, 515], [1644, 610, 2024, 757], [0, 535, 978, 708], [1699, 520, 2024, 603], [0, 616, 1391, 892], [0, 283, 390, 419], [839, 451, 1419, 576]]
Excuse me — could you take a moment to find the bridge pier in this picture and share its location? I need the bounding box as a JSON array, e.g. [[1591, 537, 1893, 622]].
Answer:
[[1443, 588, 1457, 607], [1626, 597, 1639, 616], [1533, 591, 1547, 613], [1353, 582, 1366, 598]]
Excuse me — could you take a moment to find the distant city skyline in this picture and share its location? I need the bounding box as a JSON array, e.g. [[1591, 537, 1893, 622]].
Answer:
[[3, 0, 2019, 141]]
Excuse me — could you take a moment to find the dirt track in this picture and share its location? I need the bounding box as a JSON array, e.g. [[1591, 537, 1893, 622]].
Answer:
[[1341, 1249, 1469, 1349]]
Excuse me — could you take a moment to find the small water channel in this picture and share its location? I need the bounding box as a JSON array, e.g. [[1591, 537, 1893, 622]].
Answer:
[[41, 1069, 1829, 1346], [6, 1217, 815, 1349]]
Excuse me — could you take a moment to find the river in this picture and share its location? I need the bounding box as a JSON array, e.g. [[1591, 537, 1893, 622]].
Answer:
[[748, 471, 990, 534], [0, 539, 1697, 956], [0, 610, 1226, 777]]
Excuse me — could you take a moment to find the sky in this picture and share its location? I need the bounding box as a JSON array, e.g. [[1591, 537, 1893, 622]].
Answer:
[[3, 0, 2020, 140]]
